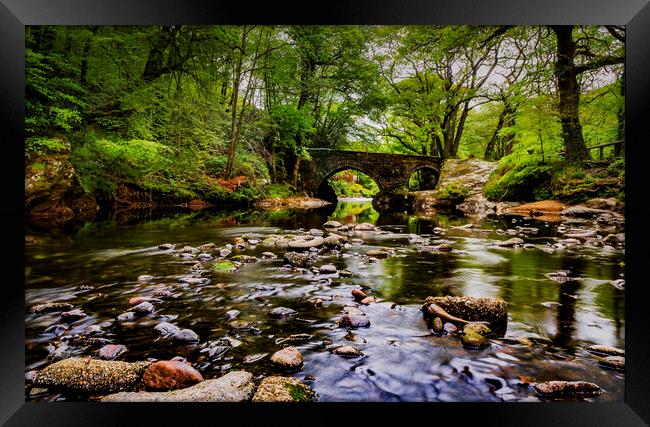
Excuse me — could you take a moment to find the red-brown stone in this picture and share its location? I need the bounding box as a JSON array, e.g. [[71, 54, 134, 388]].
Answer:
[[143, 361, 204, 391]]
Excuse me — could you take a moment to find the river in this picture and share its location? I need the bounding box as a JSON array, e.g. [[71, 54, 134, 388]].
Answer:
[[25, 200, 625, 402]]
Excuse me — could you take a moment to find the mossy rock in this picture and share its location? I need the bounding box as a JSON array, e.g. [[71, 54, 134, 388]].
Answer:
[[252, 376, 316, 402], [213, 261, 237, 272], [462, 331, 489, 349], [463, 322, 491, 336]]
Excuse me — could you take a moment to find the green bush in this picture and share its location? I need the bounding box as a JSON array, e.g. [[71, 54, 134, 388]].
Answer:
[[263, 183, 295, 198], [484, 159, 556, 202], [25, 136, 69, 158]]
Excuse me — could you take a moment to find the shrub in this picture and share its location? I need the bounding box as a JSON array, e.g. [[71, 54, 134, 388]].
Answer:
[[484, 159, 556, 202]]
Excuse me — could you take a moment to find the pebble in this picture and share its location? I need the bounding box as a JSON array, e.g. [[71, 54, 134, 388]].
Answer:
[[84, 325, 103, 335], [351, 289, 368, 302], [155, 322, 181, 336], [333, 346, 363, 357], [340, 314, 370, 328], [268, 307, 298, 319], [98, 344, 128, 360], [117, 312, 136, 322], [172, 329, 199, 342], [443, 323, 458, 335], [132, 301, 155, 314], [158, 243, 175, 250], [138, 275, 154, 281], [260, 252, 278, 259], [586, 345, 624, 357], [432, 317, 443, 334], [60, 309, 87, 322], [226, 310, 240, 319]]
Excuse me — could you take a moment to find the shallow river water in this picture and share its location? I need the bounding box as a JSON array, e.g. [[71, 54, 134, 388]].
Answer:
[[25, 200, 625, 402]]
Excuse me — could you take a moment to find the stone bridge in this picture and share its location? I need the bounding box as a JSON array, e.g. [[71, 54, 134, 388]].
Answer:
[[299, 148, 443, 210]]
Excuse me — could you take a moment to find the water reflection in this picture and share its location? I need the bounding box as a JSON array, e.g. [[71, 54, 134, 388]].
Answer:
[[25, 200, 625, 402]]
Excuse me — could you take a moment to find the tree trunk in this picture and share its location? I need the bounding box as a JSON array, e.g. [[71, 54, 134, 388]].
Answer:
[[552, 25, 591, 163], [484, 107, 507, 160], [450, 102, 470, 157], [224, 30, 247, 177]]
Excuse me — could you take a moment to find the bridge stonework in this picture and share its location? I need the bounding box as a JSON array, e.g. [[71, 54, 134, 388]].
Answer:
[[299, 148, 442, 208]]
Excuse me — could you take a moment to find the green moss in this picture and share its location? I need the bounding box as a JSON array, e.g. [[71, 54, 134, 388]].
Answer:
[[285, 383, 314, 402], [263, 183, 295, 198], [213, 261, 237, 272], [435, 182, 470, 200]]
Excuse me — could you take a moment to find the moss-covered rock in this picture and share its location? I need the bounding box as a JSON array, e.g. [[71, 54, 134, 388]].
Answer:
[[33, 358, 151, 394], [252, 376, 316, 402], [423, 295, 508, 334]]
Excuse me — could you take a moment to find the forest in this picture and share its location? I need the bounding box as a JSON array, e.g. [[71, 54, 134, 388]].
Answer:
[[25, 25, 624, 212]]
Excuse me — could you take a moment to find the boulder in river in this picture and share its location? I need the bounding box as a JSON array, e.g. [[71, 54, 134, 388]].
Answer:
[[33, 358, 150, 394], [339, 314, 371, 329], [432, 317, 443, 334], [354, 223, 376, 231], [103, 371, 254, 402], [351, 289, 368, 302], [366, 248, 394, 258], [283, 251, 317, 267], [318, 264, 337, 274], [155, 322, 181, 336], [323, 220, 342, 229], [30, 302, 74, 314], [143, 360, 204, 391], [495, 237, 524, 247], [268, 307, 298, 319], [270, 347, 304, 371], [560, 206, 608, 218], [586, 345, 624, 357], [60, 309, 87, 321], [533, 381, 601, 397], [288, 235, 325, 250], [132, 301, 155, 314], [333, 346, 363, 357], [598, 356, 625, 371], [172, 329, 199, 343], [422, 296, 508, 334], [252, 376, 316, 402]]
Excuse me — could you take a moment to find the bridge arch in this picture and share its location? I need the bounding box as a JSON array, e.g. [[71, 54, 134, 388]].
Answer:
[[406, 165, 440, 191], [316, 166, 381, 202]]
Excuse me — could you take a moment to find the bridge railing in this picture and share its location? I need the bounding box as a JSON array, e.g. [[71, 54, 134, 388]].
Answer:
[[558, 140, 624, 160]]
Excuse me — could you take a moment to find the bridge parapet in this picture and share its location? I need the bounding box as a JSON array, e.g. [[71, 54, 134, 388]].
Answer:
[[300, 148, 442, 201]]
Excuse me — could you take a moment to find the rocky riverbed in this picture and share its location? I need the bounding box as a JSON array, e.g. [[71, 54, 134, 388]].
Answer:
[[25, 199, 625, 402]]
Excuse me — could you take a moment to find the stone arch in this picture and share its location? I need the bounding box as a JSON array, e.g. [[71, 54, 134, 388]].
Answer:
[[317, 164, 383, 202], [406, 165, 440, 191]]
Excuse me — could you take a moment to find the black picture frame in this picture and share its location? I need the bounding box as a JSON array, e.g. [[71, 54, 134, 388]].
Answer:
[[3, 0, 650, 425]]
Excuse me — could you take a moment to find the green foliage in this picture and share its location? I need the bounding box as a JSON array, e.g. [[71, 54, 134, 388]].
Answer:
[[435, 182, 470, 200], [607, 158, 625, 179], [25, 136, 69, 158], [263, 184, 295, 198], [484, 157, 556, 202], [328, 170, 379, 198]]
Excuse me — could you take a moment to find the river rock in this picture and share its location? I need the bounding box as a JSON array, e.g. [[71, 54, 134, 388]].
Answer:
[[117, 312, 136, 322], [268, 307, 298, 319], [228, 320, 258, 332], [34, 358, 150, 394], [60, 309, 87, 321], [219, 249, 232, 257], [98, 344, 128, 360], [260, 252, 278, 259], [340, 314, 370, 329], [533, 381, 601, 397], [226, 310, 240, 319], [252, 376, 316, 402], [495, 237, 524, 247], [354, 223, 376, 231], [339, 270, 353, 277], [366, 248, 394, 258], [318, 264, 337, 274], [464, 322, 491, 336], [158, 243, 175, 250], [323, 220, 342, 229], [333, 346, 363, 357], [351, 289, 368, 302], [270, 347, 304, 371], [132, 301, 155, 314], [561, 206, 608, 218], [462, 331, 489, 349], [84, 325, 103, 335], [155, 322, 181, 336], [143, 360, 204, 391], [283, 251, 317, 267], [288, 235, 325, 250], [30, 302, 74, 314], [172, 329, 199, 342], [309, 228, 324, 236], [103, 371, 254, 402], [422, 296, 508, 332], [598, 356, 625, 370], [443, 323, 458, 334], [609, 279, 625, 290], [587, 345, 624, 357], [432, 317, 443, 334]]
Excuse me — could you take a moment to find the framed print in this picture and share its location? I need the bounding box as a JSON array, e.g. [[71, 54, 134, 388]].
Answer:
[[3, 0, 650, 425]]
